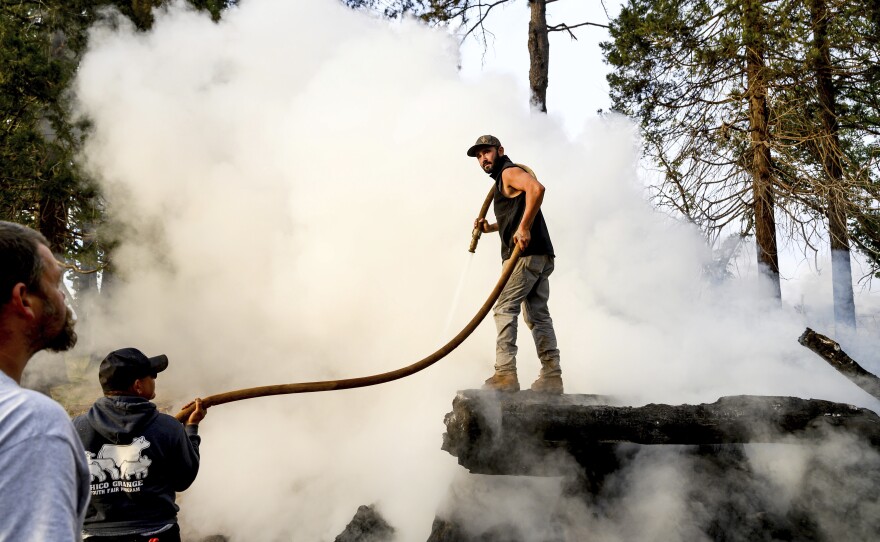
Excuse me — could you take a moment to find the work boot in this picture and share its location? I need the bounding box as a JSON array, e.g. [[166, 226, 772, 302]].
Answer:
[[482, 373, 520, 392], [530, 375, 563, 394]]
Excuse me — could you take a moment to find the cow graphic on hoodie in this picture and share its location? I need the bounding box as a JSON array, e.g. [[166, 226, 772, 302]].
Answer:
[[85, 436, 153, 491]]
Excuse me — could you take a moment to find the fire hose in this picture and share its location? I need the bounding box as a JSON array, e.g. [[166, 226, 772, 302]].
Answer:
[[175, 186, 511, 422]]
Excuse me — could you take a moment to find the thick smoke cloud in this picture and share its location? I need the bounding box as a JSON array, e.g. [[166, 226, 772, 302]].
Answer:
[[70, 0, 880, 539]]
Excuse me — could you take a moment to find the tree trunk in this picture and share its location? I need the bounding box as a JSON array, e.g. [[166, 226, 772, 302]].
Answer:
[[743, 0, 780, 299], [811, 0, 857, 329], [71, 220, 99, 300], [37, 189, 67, 254], [131, 0, 158, 30], [528, 0, 549, 112]]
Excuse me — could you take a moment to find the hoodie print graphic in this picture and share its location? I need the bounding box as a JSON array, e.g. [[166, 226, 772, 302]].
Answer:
[[86, 436, 152, 494]]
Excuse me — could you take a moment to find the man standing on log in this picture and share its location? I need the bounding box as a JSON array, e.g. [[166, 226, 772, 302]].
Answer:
[[0, 221, 90, 541], [469, 135, 563, 394], [74, 348, 206, 541]]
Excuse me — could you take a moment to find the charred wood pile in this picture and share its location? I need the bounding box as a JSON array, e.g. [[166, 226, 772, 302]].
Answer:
[[442, 391, 880, 476], [443, 329, 880, 479], [427, 328, 880, 541], [335, 505, 395, 542]]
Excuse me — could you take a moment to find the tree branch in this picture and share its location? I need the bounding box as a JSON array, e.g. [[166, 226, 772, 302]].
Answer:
[[547, 21, 608, 40], [799, 327, 880, 401], [460, 0, 512, 44], [57, 259, 105, 275]]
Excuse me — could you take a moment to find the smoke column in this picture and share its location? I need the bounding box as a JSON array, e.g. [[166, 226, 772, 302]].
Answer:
[[70, 0, 880, 539]]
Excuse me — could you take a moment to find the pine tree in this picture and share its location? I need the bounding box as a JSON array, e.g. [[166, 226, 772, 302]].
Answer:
[[603, 0, 786, 297], [0, 0, 234, 297], [603, 0, 880, 315]]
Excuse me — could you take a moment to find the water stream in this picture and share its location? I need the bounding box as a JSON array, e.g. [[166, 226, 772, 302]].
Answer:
[[441, 253, 475, 340]]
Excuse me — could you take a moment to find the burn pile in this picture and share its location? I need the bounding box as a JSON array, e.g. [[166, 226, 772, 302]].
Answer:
[[442, 391, 880, 475], [430, 331, 880, 541], [335, 505, 395, 542], [431, 390, 880, 541]]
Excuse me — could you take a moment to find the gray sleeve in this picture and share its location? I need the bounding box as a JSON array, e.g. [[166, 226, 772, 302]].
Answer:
[[0, 435, 84, 541]]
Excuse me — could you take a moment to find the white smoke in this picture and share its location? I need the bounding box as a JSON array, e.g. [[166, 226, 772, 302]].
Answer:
[[69, 0, 880, 540]]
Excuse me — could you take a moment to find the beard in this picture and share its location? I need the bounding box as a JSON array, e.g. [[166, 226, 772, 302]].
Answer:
[[34, 295, 78, 353], [44, 307, 77, 352]]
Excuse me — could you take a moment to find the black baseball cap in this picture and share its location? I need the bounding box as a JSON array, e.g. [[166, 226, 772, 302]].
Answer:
[[466, 134, 502, 157], [99, 347, 168, 393]]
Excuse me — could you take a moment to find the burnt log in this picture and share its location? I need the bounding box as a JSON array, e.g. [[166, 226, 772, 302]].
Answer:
[[442, 390, 880, 476], [334, 504, 394, 542], [799, 327, 880, 401]]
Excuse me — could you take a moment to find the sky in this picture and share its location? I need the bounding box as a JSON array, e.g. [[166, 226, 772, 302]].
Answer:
[[47, 0, 880, 539], [458, 0, 618, 137]]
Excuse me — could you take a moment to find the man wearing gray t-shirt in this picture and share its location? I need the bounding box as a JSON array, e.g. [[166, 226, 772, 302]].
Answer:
[[0, 221, 90, 541]]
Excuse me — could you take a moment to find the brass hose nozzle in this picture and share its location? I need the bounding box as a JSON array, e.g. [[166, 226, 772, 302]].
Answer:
[[469, 228, 482, 253], [469, 185, 495, 253]]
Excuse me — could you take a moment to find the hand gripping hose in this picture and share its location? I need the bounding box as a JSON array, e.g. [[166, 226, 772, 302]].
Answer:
[[175, 186, 515, 422], [469, 186, 495, 253]]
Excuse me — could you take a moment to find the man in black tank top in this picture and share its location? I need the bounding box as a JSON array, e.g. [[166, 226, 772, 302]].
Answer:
[[467, 135, 563, 394]]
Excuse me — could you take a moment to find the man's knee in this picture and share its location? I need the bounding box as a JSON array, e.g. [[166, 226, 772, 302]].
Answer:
[[525, 309, 552, 329]]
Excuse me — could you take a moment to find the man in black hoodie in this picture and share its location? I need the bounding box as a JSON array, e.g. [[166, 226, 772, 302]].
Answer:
[[74, 348, 206, 541]]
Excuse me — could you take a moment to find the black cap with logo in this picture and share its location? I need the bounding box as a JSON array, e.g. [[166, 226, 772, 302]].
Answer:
[[466, 134, 502, 157], [99, 347, 168, 393]]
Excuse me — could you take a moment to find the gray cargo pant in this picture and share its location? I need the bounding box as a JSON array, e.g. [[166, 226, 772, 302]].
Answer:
[[493, 254, 561, 377]]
